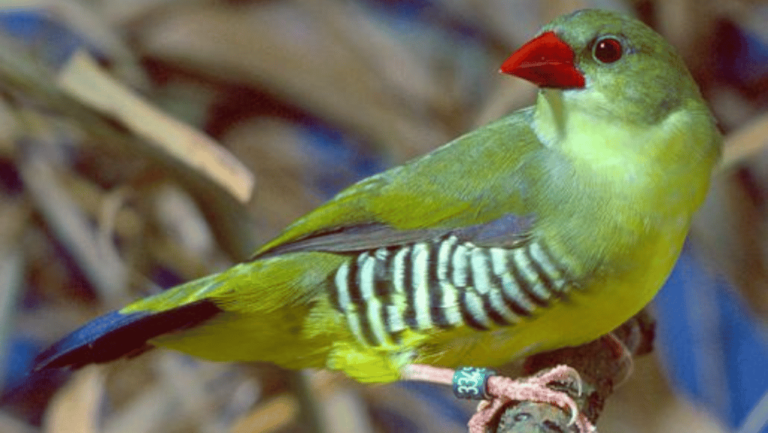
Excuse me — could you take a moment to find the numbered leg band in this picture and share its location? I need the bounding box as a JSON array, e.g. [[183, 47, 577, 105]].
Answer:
[[452, 367, 496, 400]]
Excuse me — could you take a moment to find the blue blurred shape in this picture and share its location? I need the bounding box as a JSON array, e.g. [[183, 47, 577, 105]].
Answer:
[[0, 9, 96, 67], [715, 20, 768, 86], [655, 243, 768, 430], [2, 336, 40, 392], [302, 122, 386, 197]]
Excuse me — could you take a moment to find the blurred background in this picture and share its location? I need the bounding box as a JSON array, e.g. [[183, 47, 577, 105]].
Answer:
[[0, 0, 766, 432]]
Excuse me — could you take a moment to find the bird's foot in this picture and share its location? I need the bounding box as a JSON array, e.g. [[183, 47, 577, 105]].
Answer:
[[470, 365, 595, 433], [402, 364, 596, 433]]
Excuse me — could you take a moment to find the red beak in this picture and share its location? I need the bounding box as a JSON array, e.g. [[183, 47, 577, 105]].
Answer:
[[500, 31, 585, 89]]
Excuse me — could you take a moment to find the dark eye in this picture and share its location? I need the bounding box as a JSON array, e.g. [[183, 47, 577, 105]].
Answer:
[[593, 37, 623, 64]]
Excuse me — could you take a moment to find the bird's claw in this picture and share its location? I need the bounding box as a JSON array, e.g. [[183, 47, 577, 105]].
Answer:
[[467, 364, 596, 433], [529, 364, 583, 421]]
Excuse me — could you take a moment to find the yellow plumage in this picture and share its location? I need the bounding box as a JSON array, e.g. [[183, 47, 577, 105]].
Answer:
[[35, 10, 721, 388]]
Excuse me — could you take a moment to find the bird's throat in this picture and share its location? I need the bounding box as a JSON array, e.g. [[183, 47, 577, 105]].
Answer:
[[533, 89, 568, 146], [532, 87, 655, 174]]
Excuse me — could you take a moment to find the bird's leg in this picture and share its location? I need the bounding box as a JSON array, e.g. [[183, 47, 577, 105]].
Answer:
[[402, 364, 596, 433]]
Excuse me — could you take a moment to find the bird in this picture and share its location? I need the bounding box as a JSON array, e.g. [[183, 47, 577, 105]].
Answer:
[[34, 9, 721, 432]]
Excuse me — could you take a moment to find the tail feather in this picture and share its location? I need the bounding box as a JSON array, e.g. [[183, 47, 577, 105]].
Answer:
[[33, 300, 221, 371]]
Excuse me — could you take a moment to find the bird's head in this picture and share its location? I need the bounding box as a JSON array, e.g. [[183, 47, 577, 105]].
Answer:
[[501, 9, 703, 126]]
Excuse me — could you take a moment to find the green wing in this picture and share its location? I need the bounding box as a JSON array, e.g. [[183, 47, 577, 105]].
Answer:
[[255, 108, 542, 258]]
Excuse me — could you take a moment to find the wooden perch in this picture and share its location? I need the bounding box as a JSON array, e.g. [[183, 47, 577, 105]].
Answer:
[[489, 310, 656, 433]]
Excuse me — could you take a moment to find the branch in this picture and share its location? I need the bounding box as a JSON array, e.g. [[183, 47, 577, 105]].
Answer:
[[492, 309, 656, 433]]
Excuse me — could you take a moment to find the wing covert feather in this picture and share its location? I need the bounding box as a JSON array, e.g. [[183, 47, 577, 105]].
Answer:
[[255, 109, 541, 258]]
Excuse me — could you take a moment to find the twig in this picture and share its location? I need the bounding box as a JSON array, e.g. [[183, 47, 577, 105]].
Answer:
[[492, 310, 656, 433]]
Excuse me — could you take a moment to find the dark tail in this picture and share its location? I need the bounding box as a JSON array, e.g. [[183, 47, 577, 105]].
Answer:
[[33, 300, 221, 371]]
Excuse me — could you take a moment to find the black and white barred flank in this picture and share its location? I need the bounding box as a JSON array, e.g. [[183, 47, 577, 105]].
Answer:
[[328, 235, 573, 348]]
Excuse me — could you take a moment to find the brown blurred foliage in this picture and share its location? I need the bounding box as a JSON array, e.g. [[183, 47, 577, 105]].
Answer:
[[0, 0, 766, 432]]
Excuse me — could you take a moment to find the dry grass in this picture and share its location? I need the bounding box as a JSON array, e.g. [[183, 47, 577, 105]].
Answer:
[[0, 0, 764, 432]]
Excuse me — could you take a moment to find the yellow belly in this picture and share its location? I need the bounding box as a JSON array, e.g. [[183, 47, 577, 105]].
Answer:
[[419, 225, 688, 369], [150, 218, 690, 384]]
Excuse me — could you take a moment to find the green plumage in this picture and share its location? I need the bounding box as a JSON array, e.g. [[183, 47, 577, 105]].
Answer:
[[35, 9, 721, 384], [256, 112, 537, 255]]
